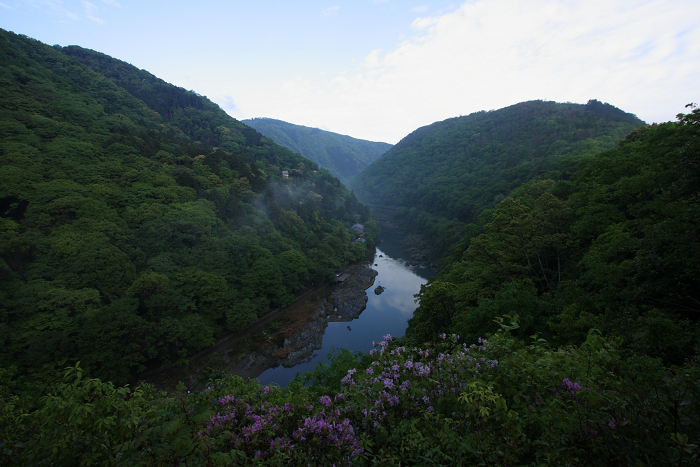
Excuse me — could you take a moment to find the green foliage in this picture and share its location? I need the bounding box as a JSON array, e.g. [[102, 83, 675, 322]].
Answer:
[[408, 105, 700, 364], [276, 249, 309, 292], [4, 324, 699, 465], [244, 118, 392, 185], [352, 99, 644, 252], [405, 281, 460, 343], [15, 365, 153, 466], [293, 347, 373, 395], [0, 28, 378, 386]]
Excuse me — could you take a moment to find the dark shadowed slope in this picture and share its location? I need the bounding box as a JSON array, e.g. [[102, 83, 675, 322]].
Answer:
[[352, 99, 644, 250]]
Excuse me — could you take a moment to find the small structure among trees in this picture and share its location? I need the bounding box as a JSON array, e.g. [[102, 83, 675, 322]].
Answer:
[[334, 273, 350, 283]]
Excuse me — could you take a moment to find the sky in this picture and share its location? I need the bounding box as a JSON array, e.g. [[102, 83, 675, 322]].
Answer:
[[1, 0, 699, 144]]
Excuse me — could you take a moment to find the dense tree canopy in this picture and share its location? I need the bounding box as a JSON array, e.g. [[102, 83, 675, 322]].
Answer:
[[406, 105, 700, 365], [243, 118, 392, 185], [0, 29, 377, 385], [352, 100, 644, 252]]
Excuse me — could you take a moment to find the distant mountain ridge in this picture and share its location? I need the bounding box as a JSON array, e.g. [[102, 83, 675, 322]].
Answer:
[[351, 99, 644, 249], [243, 117, 392, 184]]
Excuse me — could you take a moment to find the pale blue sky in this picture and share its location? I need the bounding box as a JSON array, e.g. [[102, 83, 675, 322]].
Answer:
[[1, 0, 698, 143]]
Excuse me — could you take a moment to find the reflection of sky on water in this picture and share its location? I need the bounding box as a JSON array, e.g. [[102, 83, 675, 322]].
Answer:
[[257, 233, 429, 387], [371, 252, 426, 317]]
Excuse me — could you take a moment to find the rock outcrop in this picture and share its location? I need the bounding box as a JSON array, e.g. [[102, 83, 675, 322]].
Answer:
[[331, 266, 378, 320], [234, 264, 378, 373]]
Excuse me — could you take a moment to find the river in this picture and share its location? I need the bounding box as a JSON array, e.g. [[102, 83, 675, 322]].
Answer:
[[256, 228, 431, 387]]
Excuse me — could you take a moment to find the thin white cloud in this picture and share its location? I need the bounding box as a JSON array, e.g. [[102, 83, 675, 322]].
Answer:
[[321, 5, 340, 17], [410, 5, 429, 13], [0, 2, 15, 10], [24, 0, 119, 23], [27, 0, 79, 20], [362, 49, 383, 68], [251, 0, 700, 143], [82, 0, 104, 24]]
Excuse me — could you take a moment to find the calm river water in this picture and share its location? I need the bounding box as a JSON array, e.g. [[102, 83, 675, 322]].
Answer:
[[256, 228, 431, 387]]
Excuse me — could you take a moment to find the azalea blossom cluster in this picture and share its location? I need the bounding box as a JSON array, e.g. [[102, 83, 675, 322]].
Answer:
[[200, 393, 362, 465], [198, 333, 500, 463], [560, 378, 584, 396], [340, 334, 500, 429]]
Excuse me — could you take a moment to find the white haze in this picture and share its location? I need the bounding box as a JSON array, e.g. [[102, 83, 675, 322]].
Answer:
[[233, 0, 700, 143]]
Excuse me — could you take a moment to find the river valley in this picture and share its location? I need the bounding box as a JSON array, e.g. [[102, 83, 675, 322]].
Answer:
[[255, 227, 432, 386], [142, 226, 435, 391]]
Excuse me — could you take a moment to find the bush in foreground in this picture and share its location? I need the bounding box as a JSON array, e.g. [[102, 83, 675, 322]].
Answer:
[[2, 318, 698, 465]]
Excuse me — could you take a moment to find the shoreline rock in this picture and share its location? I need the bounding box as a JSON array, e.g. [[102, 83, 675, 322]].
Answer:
[[233, 264, 378, 373], [331, 265, 378, 320]]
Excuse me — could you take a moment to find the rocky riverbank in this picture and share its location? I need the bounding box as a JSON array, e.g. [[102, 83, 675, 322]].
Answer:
[[147, 264, 379, 393], [229, 264, 378, 375]]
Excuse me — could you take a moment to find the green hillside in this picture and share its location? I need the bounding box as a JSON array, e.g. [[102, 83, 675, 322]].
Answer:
[[243, 117, 392, 185], [352, 100, 644, 250], [408, 108, 700, 361], [2, 28, 699, 467], [0, 29, 376, 385]]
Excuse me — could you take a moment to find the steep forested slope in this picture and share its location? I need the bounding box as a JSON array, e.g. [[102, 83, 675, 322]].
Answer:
[[2, 29, 699, 467], [243, 117, 391, 185], [407, 105, 700, 365], [60, 45, 260, 149], [0, 29, 377, 384], [2, 108, 699, 466], [352, 100, 644, 250]]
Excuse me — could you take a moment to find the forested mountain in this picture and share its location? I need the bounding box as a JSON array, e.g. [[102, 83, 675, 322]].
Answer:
[[2, 28, 699, 467], [3, 100, 699, 466], [352, 100, 644, 251], [0, 29, 377, 385], [243, 117, 392, 185], [405, 106, 700, 366]]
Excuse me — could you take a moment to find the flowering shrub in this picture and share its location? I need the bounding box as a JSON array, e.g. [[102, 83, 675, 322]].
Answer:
[[198, 388, 363, 466], [3, 319, 699, 466], [339, 333, 499, 429]]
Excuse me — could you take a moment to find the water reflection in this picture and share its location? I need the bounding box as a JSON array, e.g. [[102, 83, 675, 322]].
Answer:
[[256, 233, 429, 387]]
